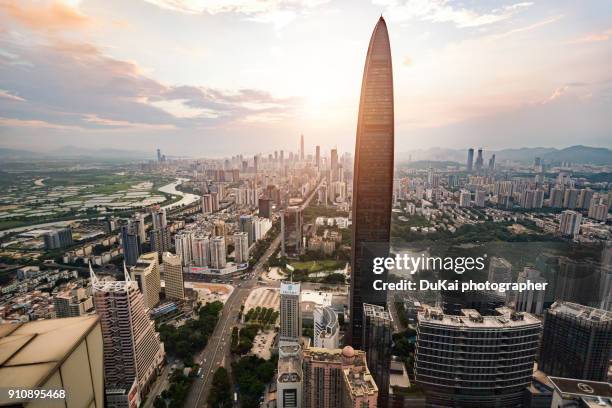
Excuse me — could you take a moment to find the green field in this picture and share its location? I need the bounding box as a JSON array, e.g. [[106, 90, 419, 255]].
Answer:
[[289, 259, 346, 273]]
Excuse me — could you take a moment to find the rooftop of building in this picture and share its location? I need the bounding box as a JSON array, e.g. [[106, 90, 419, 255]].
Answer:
[[418, 306, 541, 328], [0, 315, 100, 389], [277, 355, 302, 383], [343, 367, 378, 398], [549, 377, 612, 402], [280, 281, 300, 296], [548, 301, 612, 322], [363, 303, 392, 320]]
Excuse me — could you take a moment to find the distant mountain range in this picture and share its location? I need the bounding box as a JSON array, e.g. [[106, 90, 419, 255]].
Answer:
[[397, 145, 612, 166], [0, 146, 151, 160]]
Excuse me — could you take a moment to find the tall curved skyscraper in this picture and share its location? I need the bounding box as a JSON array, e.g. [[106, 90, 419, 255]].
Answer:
[[349, 16, 394, 349]]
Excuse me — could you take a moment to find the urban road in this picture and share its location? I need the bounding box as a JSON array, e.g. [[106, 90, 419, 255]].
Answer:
[[185, 234, 281, 408]]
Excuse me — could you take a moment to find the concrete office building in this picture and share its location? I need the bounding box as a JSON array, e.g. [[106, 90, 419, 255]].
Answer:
[[415, 306, 541, 407], [130, 252, 161, 309], [313, 305, 340, 349], [233, 231, 249, 264], [92, 265, 165, 407], [162, 252, 184, 301], [362, 303, 393, 407], [280, 281, 302, 345], [0, 315, 104, 408], [539, 301, 612, 381], [349, 16, 395, 350]]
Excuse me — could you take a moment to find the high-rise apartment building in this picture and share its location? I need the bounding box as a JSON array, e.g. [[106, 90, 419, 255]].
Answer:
[[459, 189, 471, 207], [162, 252, 184, 301], [191, 235, 210, 267], [174, 231, 193, 266], [91, 266, 165, 407], [415, 306, 541, 407], [210, 236, 226, 269], [313, 305, 340, 349], [488, 257, 512, 284], [559, 210, 582, 237], [202, 194, 213, 214], [515, 267, 547, 315], [349, 16, 394, 349], [130, 252, 161, 309], [362, 303, 392, 407], [539, 301, 612, 381], [280, 281, 301, 344], [54, 286, 94, 317], [234, 231, 249, 264], [0, 315, 105, 408], [43, 227, 73, 250]]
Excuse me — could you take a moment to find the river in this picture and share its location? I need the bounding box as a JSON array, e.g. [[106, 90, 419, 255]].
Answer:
[[0, 178, 197, 237]]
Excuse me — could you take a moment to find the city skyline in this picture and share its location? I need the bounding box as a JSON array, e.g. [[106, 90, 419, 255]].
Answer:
[[1, 0, 612, 156]]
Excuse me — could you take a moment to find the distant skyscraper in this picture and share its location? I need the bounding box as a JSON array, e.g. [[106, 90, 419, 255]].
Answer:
[[91, 265, 165, 406], [539, 301, 612, 381], [131, 252, 161, 309], [156, 148, 161, 162], [349, 16, 394, 349], [330, 148, 339, 182], [300, 133, 304, 161], [362, 303, 392, 407], [475, 148, 484, 172], [467, 148, 474, 172], [315, 145, 320, 169], [162, 252, 184, 301], [488, 153, 496, 172], [258, 198, 272, 218], [280, 281, 301, 344]]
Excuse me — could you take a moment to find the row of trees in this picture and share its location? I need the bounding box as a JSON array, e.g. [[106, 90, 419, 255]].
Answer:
[[244, 307, 278, 325], [153, 370, 194, 408], [207, 367, 232, 408]]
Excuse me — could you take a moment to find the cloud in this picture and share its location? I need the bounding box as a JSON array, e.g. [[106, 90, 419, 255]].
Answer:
[[373, 0, 532, 28], [0, 89, 25, 102], [0, 0, 91, 31], [142, 0, 329, 28], [485, 14, 563, 42], [0, 35, 300, 131], [568, 28, 612, 44]]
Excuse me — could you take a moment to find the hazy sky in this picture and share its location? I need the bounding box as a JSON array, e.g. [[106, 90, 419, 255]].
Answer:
[[0, 0, 611, 158]]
